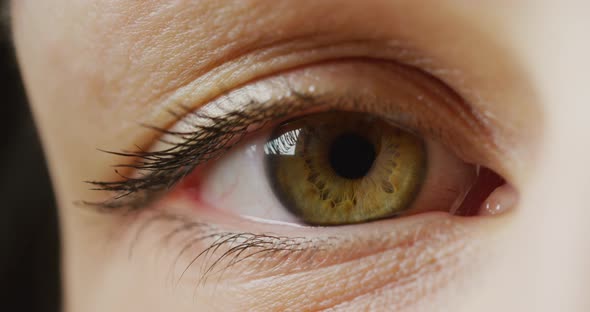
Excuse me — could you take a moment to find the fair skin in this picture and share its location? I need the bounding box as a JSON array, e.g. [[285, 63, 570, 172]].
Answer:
[[11, 1, 590, 311]]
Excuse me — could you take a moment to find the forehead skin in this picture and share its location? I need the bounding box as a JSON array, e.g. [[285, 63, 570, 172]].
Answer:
[[11, 1, 590, 311]]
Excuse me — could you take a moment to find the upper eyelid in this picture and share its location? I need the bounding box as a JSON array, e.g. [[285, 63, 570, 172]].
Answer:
[[133, 40, 435, 140], [86, 25, 524, 191], [83, 41, 430, 189], [144, 27, 540, 179]]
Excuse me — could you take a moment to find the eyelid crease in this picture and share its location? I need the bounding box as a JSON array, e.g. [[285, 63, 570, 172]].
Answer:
[[389, 59, 492, 140], [141, 38, 425, 126]]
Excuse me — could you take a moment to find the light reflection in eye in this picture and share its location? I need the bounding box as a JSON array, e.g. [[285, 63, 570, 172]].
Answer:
[[264, 128, 300, 156]]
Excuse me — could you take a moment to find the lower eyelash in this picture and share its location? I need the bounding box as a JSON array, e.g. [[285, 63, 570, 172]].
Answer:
[[132, 211, 336, 287], [184, 232, 316, 287]]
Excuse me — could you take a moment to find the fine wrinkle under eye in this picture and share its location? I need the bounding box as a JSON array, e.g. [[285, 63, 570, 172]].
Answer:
[[136, 210, 471, 297]]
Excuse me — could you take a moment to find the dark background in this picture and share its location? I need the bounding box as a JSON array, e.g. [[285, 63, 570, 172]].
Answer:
[[0, 11, 61, 312]]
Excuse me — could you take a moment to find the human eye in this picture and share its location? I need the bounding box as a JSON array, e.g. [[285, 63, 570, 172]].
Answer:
[[86, 59, 516, 308]]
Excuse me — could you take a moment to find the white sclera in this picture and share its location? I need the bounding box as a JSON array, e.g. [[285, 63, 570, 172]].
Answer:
[[198, 136, 302, 224]]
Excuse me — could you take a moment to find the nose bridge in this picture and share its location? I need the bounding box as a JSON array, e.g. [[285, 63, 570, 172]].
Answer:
[[515, 5, 590, 310]]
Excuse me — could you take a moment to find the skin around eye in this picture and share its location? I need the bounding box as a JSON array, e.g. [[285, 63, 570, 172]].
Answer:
[[79, 59, 515, 310]]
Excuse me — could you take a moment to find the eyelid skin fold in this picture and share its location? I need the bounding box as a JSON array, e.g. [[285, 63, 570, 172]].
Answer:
[[85, 59, 502, 213]]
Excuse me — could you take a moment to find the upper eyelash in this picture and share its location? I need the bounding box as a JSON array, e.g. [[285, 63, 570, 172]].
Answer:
[[83, 91, 329, 211]]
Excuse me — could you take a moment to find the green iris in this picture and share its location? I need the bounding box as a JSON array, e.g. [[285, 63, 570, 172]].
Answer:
[[264, 112, 427, 225]]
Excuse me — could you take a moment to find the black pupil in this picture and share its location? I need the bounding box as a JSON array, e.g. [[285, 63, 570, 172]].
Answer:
[[329, 133, 376, 179]]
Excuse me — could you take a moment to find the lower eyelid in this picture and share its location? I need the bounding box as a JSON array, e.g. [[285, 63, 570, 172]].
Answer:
[[133, 207, 473, 277], [127, 209, 482, 310], [236, 224, 468, 311]]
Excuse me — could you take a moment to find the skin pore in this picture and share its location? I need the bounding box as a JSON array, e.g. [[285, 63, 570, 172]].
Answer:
[[11, 1, 590, 311]]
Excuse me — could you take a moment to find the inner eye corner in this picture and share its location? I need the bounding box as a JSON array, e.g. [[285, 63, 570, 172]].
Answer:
[[453, 164, 517, 218]]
